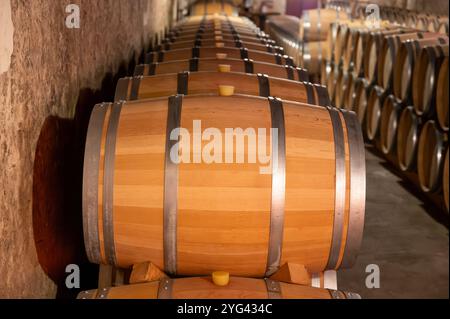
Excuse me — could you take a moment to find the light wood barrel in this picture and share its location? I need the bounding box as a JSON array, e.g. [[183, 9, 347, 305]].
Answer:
[[353, 78, 370, 126], [169, 27, 267, 40], [300, 8, 350, 42], [334, 69, 348, 109], [380, 95, 403, 155], [377, 32, 432, 92], [82, 94, 366, 276], [77, 277, 361, 299], [133, 57, 305, 81], [179, 15, 252, 28], [343, 73, 357, 111], [364, 28, 410, 84], [144, 47, 292, 66], [393, 36, 449, 106], [366, 85, 387, 141], [321, 60, 333, 86], [438, 20, 449, 35], [352, 28, 369, 77], [412, 45, 449, 118], [436, 56, 449, 131], [396, 106, 420, 172], [326, 22, 340, 62], [164, 32, 274, 46], [155, 38, 277, 53], [417, 120, 447, 193], [191, 3, 238, 16], [444, 148, 449, 212], [300, 41, 328, 75], [115, 71, 322, 105]]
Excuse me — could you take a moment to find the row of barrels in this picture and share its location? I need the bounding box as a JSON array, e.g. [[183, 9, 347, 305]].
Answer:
[[79, 9, 365, 299], [321, 20, 449, 212]]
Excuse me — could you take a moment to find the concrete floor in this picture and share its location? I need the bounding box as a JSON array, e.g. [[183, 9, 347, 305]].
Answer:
[[338, 146, 449, 299]]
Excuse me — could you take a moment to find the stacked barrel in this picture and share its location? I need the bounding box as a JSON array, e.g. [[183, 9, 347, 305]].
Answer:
[[78, 0, 366, 300], [318, 2, 449, 213]]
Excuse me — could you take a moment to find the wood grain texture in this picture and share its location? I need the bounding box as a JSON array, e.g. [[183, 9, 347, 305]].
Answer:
[[84, 94, 361, 276]]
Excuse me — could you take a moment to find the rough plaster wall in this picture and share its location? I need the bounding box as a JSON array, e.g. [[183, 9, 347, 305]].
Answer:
[[0, 0, 174, 298]]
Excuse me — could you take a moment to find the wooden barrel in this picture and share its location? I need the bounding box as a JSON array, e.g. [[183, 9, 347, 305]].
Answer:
[[436, 56, 449, 131], [77, 277, 361, 299], [444, 148, 449, 212], [172, 25, 259, 37], [144, 47, 293, 66], [343, 26, 366, 74], [393, 36, 449, 106], [438, 19, 449, 35], [327, 64, 339, 104], [364, 28, 410, 84], [417, 120, 447, 193], [343, 72, 357, 111], [353, 78, 370, 126], [299, 8, 350, 42], [377, 32, 435, 92], [115, 72, 323, 106], [325, 22, 340, 62], [365, 85, 387, 141], [352, 28, 370, 77], [412, 45, 449, 118], [179, 15, 252, 28], [320, 59, 333, 86], [133, 57, 305, 81], [164, 32, 275, 46], [380, 95, 403, 155], [396, 106, 420, 172], [169, 27, 267, 40], [191, 3, 238, 16], [300, 41, 328, 76], [155, 38, 277, 53], [82, 94, 366, 275], [334, 69, 348, 109]]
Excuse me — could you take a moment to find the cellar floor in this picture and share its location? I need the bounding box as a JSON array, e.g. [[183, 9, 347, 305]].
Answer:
[[338, 146, 449, 299]]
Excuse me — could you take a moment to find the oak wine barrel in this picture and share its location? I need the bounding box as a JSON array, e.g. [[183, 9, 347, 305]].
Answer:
[[417, 120, 447, 193], [133, 57, 306, 81], [380, 95, 403, 155], [154, 38, 278, 53], [168, 27, 268, 40], [353, 78, 370, 126], [365, 85, 387, 141], [343, 72, 357, 111], [334, 69, 348, 109], [300, 41, 328, 76], [115, 71, 322, 106], [144, 47, 292, 66], [299, 8, 350, 42], [393, 36, 449, 106], [191, 2, 238, 16], [412, 45, 449, 118], [396, 106, 420, 172], [436, 56, 449, 131], [77, 277, 361, 300], [82, 94, 366, 276], [164, 32, 275, 47]]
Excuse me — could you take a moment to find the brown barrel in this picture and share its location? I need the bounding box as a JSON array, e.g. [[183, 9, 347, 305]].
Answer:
[[265, 15, 301, 66], [444, 148, 449, 212], [364, 28, 411, 84], [191, 3, 239, 16], [353, 78, 370, 126], [82, 94, 365, 275], [133, 57, 304, 81], [321, 59, 333, 86], [334, 69, 348, 109], [436, 56, 449, 131], [325, 22, 340, 62], [144, 47, 293, 66], [145, 47, 294, 65], [380, 95, 403, 155], [177, 15, 254, 29], [165, 32, 274, 46], [417, 120, 447, 193], [343, 26, 367, 74], [343, 72, 357, 111], [412, 45, 448, 117], [396, 106, 420, 172], [300, 41, 328, 76], [299, 8, 350, 42], [366, 85, 387, 141], [172, 25, 259, 38], [438, 20, 449, 35], [77, 277, 361, 300], [393, 36, 449, 106], [155, 38, 277, 53], [115, 72, 324, 106], [352, 28, 370, 77], [169, 27, 265, 40]]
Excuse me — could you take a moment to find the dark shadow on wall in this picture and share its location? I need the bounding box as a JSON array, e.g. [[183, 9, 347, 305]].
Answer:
[[32, 52, 142, 299]]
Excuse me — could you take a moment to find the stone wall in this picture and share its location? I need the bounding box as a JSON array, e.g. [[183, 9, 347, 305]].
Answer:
[[0, 0, 176, 298]]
